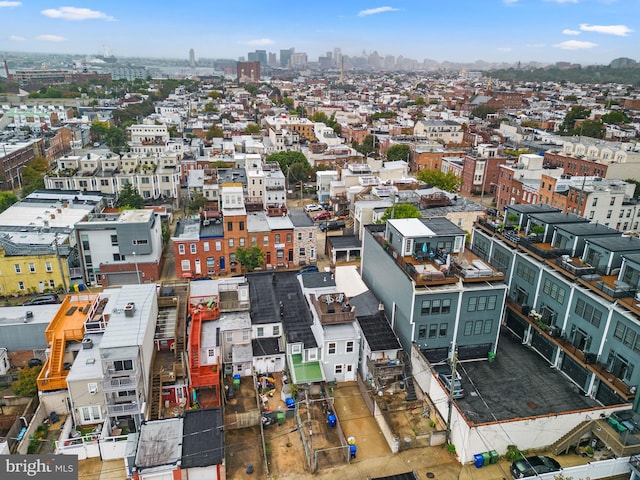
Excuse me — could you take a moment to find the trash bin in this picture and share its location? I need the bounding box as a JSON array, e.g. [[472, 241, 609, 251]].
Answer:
[[488, 351, 496, 362], [246, 463, 253, 474], [233, 373, 241, 390], [327, 413, 336, 428], [474, 453, 484, 468], [482, 452, 491, 466], [349, 444, 357, 459], [489, 450, 499, 464], [276, 411, 285, 426], [285, 397, 295, 409]]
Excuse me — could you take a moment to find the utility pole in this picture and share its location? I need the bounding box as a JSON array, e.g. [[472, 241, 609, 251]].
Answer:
[[445, 350, 458, 446]]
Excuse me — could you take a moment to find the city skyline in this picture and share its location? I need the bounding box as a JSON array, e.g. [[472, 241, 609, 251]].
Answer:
[[0, 1, 637, 65]]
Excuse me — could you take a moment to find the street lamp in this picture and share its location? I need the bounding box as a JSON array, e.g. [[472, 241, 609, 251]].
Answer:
[[132, 252, 141, 284]]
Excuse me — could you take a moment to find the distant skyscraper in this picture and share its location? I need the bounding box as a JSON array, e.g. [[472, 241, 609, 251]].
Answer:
[[268, 52, 277, 67], [248, 50, 267, 67], [333, 47, 342, 67], [189, 48, 195, 68], [280, 48, 294, 68]]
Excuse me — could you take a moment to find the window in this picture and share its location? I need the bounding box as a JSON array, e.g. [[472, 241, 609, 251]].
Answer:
[[113, 253, 122, 261], [178, 244, 185, 255], [18, 281, 25, 290], [239, 238, 245, 247], [273, 325, 280, 336], [132, 239, 148, 245], [204, 242, 210, 252], [14, 264, 21, 274], [299, 247, 306, 257], [256, 327, 264, 337], [226, 332, 233, 342], [215, 241, 222, 251], [610, 197, 616, 206], [574, 298, 603, 327], [418, 326, 426, 340], [286, 233, 292, 243], [114, 360, 133, 371], [227, 221, 233, 231], [477, 296, 487, 311], [263, 236, 269, 246], [80, 406, 102, 423], [421, 300, 431, 314], [439, 323, 448, 337], [45, 262, 53, 272], [428, 324, 437, 339], [252, 236, 257, 245], [592, 198, 598, 207], [228, 238, 234, 248], [28, 263, 36, 273], [484, 319, 493, 334], [442, 298, 451, 314], [87, 382, 98, 394], [111, 235, 118, 246], [542, 279, 566, 304], [190, 244, 197, 254], [487, 295, 497, 310], [346, 341, 354, 353], [474, 320, 483, 335], [239, 221, 244, 231], [464, 321, 473, 336], [607, 210, 612, 219], [181, 260, 190, 271], [275, 234, 281, 243], [516, 262, 535, 284], [328, 342, 336, 354], [335, 364, 343, 374]]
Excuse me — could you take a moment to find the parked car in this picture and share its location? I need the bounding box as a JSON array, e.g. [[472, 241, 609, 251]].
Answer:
[[313, 211, 331, 221], [297, 265, 319, 274], [304, 204, 323, 213], [510, 456, 561, 478], [320, 220, 346, 232], [28, 358, 43, 367], [435, 366, 464, 399], [23, 294, 61, 306]]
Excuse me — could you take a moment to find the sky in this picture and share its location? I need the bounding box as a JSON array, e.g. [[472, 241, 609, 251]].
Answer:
[[0, 0, 638, 65]]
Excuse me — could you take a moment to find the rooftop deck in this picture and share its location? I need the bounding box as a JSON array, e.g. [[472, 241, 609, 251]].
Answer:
[[310, 293, 356, 325], [289, 353, 324, 384]]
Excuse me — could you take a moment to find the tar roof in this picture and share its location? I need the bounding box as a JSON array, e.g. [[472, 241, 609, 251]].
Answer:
[[300, 271, 336, 288], [586, 235, 640, 252], [252, 337, 284, 357], [181, 407, 224, 468], [135, 418, 183, 469], [508, 204, 560, 214], [554, 222, 620, 237], [529, 211, 589, 224], [448, 332, 599, 424], [288, 210, 315, 227], [247, 272, 317, 347], [357, 313, 401, 351], [421, 216, 467, 236], [326, 234, 362, 249]]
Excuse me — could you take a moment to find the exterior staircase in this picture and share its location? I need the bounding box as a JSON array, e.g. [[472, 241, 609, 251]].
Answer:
[[149, 373, 161, 420], [550, 419, 594, 455], [403, 361, 417, 401]]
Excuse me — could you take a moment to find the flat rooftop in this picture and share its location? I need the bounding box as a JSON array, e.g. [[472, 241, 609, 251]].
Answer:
[[451, 329, 600, 425]]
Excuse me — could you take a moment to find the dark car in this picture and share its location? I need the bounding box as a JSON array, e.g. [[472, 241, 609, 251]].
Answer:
[[297, 265, 319, 274], [23, 294, 61, 306], [320, 220, 345, 232], [510, 456, 561, 478]]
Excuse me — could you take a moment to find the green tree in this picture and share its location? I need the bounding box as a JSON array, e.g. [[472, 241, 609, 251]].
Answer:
[[21, 157, 49, 197], [187, 194, 207, 214], [310, 111, 329, 123], [282, 97, 294, 109], [601, 111, 630, 124], [353, 135, 377, 157], [0, 191, 19, 212], [265, 151, 310, 183], [203, 102, 217, 113], [206, 125, 224, 140], [416, 170, 461, 193], [168, 125, 180, 138], [577, 119, 605, 139], [377, 203, 422, 223], [12, 366, 42, 397], [244, 123, 261, 135], [104, 127, 128, 153], [235, 245, 265, 271], [244, 84, 259, 95], [90, 121, 110, 142], [116, 183, 144, 209], [471, 105, 499, 119], [386, 144, 411, 162], [560, 106, 591, 134]]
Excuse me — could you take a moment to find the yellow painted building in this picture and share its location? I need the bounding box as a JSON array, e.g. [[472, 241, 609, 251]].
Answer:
[[0, 248, 69, 297]]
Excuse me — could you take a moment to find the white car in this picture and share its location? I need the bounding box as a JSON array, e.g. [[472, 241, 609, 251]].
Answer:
[[304, 204, 323, 213]]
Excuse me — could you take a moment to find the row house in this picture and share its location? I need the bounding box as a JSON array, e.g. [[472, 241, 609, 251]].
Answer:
[[473, 204, 640, 407], [126, 124, 171, 156], [459, 144, 508, 197], [495, 154, 562, 210], [413, 119, 464, 145], [46, 152, 181, 201], [0, 138, 43, 191], [75, 209, 163, 286], [361, 217, 508, 357]]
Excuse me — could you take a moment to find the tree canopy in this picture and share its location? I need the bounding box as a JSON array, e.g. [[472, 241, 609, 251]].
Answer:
[[265, 151, 311, 184], [416, 169, 461, 193], [21, 157, 49, 197], [206, 125, 224, 140], [187, 194, 207, 214], [471, 105, 499, 119], [559, 106, 591, 134], [12, 365, 42, 397], [377, 203, 422, 223], [0, 191, 19, 213], [116, 183, 144, 209], [235, 245, 265, 271], [386, 144, 411, 162], [601, 111, 631, 124], [244, 123, 261, 135]]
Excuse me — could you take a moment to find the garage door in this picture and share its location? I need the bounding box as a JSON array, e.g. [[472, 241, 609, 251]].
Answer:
[[103, 272, 140, 286]]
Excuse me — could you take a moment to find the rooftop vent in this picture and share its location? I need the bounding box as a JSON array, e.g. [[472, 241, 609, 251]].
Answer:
[[82, 337, 93, 349]]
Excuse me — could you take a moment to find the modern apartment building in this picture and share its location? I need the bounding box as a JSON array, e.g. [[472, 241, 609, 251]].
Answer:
[[361, 217, 508, 359]]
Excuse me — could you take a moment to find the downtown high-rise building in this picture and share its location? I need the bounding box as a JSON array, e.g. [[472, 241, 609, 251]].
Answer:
[[280, 48, 294, 68], [189, 48, 195, 67]]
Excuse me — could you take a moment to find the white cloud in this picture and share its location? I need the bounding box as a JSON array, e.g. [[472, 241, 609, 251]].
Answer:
[[41, 6, 115, 21], [562, 29, 581, 35], [0, 1, 22, 7], [545, 0, 579, 3], [358, 6, 400, 16], [9, 35, 25, 41], [579, 23, 632, 36], [37, 34, 67, 42], [243, 38, 274, 46], [554, 40, 597, 50], [497, 47, 513, 52]]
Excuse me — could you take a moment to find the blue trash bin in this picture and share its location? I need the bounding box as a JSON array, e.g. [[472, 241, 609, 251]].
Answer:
[[349, 444, 357, 459], [327, 413, 336, 428], [474, 453, 484, 468]]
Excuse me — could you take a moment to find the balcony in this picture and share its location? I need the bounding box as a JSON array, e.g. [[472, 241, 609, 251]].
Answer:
[[106, 402, 141, 416], [579, 274, 636, 302], [102, 369, 142, 392], [265, 185, 285, 191], [552, 256, 596, 278], [310, 293, 356, 325], [367, 357, 404, 383]]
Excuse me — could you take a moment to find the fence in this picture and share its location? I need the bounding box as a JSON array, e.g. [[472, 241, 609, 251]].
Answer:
[[11, 396, 40, 454], [356, 374, 399, 453]]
